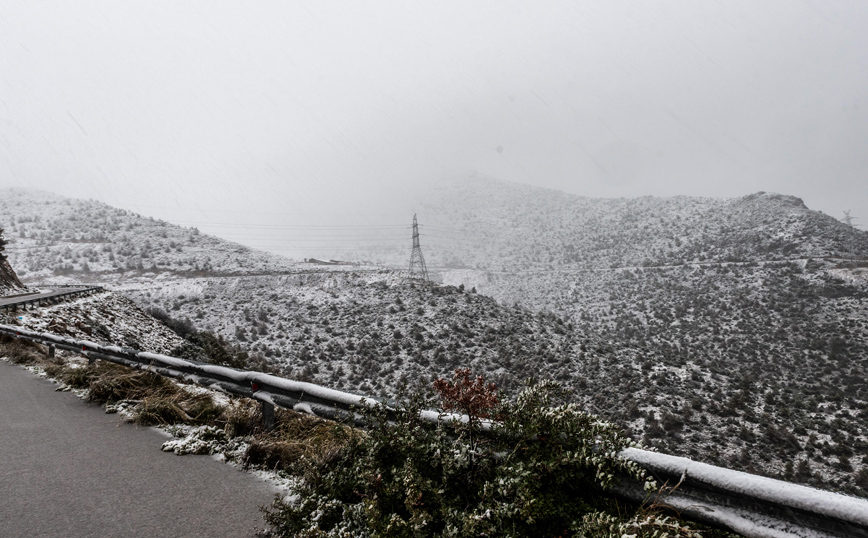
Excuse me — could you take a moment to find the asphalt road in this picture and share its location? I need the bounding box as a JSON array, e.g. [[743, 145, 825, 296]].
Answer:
[[0, 288, 96, 309], [0, 359, 279, 538]]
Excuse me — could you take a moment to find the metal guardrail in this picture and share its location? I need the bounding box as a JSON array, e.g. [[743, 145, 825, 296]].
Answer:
[[615, 449, 868, 538], [0, 286, 104, 312], [1, 323, 867, 538]]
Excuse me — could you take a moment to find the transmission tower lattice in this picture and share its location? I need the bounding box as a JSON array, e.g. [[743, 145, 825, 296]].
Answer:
[[408, 214, 429, 281], [842, 210, 857, 265]]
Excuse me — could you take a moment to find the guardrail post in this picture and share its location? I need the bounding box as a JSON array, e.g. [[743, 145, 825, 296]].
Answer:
[[261, 401, 276, 430]]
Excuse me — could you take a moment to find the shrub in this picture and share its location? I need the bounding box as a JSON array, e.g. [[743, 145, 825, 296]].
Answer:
[[170, 330, 249, 369], [0, 230, 6, 261], [856, 468, 868, 492], [263, 373, 661, 537], [146, 307, 195, 338], [149, 307, 249, 369]]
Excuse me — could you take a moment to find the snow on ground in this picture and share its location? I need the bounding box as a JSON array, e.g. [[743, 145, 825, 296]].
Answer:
[[8, 290, 185, 353]]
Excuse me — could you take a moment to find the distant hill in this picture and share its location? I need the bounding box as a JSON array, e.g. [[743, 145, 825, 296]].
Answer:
[[3, 185, 867, 497], [357, 174, 867, 271], [0, 188, 302, 281]]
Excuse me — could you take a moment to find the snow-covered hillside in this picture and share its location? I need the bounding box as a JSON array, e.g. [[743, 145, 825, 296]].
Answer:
[[8, 291, 185, 354], [354, 176, 868, 496], [115, 273, 586, 397], [0, 188, 305, 280], [2, 185, 867, 498], [392, 175, 867, 272]]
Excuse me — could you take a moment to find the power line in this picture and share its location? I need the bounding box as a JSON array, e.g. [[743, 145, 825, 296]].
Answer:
[[208, 232, 410, 239], [172, 222, 411, 230], [165, 219, 485, 235]]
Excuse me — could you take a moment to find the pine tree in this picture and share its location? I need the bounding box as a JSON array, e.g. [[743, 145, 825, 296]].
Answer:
[[0, 227, 7, 261]]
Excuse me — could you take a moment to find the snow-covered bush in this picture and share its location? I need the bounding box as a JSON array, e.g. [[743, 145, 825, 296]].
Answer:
[[263, 374, 666, 537]]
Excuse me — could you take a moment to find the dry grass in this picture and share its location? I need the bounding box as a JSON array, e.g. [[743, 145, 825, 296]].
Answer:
[[65, 363, 226, 426], [0, 337, 226, 427], [135, 391, 225, 426], [224, 399, 263, 438], [83, 363, 175, 404], [243, 407, 356, 472], [0, 335, 46, 365]]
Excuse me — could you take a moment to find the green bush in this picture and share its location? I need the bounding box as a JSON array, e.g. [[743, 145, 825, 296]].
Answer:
[[263, 373, 662, 537], [170, 330, 249, 369]]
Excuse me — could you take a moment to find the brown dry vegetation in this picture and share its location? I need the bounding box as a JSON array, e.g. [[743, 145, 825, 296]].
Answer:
[[243, 406, 354, 472]]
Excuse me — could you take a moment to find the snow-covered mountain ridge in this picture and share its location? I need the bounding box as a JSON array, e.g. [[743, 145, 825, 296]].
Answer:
[[0, 188, 306, 280], [416, 176, 866, 272]]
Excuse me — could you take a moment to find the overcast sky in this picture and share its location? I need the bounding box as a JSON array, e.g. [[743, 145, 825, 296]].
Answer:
[[1, 1, 866, 256]]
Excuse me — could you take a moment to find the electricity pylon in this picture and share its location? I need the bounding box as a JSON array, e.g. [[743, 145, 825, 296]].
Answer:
[[408, 214, 429, 281], [842, 210, 857, 266]]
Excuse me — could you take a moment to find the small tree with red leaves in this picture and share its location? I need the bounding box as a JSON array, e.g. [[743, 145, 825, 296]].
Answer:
[[433, 368, 503, 481], [433, 367, 500, 420]]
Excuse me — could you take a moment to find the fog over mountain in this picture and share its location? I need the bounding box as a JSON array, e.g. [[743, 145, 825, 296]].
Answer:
[[1, 1, 867, 256]]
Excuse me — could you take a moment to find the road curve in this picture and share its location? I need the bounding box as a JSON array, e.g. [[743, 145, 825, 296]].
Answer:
[[0, 359, 278, 538], [0, 287, 98, 309]]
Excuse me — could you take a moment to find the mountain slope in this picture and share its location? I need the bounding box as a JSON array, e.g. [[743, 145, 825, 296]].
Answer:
[[377, 176, 868, 495], [117, 273, 585, 397]]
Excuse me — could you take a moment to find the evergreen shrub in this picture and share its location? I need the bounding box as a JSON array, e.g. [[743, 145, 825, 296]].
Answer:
[[263, 370, 677, 537]]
